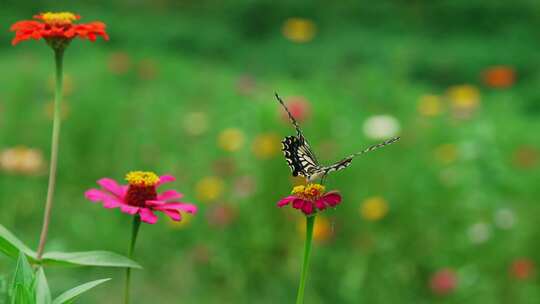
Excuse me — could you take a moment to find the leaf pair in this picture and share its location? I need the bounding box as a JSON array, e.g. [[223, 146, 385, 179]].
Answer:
[[10, 252, 111, 304], [0, 224, 141, 269]]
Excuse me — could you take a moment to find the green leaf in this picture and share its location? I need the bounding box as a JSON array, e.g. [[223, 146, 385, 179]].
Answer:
[[10, 253, 35, 304], [52, 279, 110, 304], [41, 251, 142, 269], [0, 225, 36, 261], [10, 252, 35, 292], [11, 284, 33, 304], [34, 268, 51, 304]]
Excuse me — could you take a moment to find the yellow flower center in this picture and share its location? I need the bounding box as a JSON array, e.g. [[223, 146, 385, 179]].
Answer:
[[41, 12, 78, 25], [125, 171, 159, 187], [292, 183, 326, 200]]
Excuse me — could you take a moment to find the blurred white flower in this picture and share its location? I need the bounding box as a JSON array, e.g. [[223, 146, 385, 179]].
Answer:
[[362, 115, 400, 140], [183, 112, 209, 136], [0, 146, 45, 175], [494, 208, 516, 230], [467, 222, 491, 244]]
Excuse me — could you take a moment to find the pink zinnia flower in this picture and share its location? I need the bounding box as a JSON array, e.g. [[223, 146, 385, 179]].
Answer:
[[85, 171, 197, 224], [277, 183, 341, 215]]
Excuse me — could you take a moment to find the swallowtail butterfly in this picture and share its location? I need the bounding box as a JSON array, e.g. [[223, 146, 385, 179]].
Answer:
[[275, 93, 400, 182]]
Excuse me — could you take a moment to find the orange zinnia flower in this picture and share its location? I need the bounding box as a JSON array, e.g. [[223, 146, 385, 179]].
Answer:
[[10, 12, 109, 47]]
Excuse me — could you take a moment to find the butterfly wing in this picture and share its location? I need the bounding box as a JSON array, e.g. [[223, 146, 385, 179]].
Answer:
[[282, 135, 321, 178], [321, 136, 401, 175]]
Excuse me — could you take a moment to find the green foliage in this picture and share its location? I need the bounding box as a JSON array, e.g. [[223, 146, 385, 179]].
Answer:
[[6, 253, 109, 304]]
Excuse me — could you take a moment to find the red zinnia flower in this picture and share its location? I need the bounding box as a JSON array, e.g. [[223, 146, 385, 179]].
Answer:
[[10, 12, 109, 47], [85, 171, 197, 224], [429, 268, 458, 296], [277, 183, 342, 215], [510, 258, 535, 280]]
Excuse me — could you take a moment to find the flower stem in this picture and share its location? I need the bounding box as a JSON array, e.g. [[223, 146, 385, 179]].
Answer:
[[36, 48, 64, 260], [124, 216, 141, 304], [296, 215, 315, 304]]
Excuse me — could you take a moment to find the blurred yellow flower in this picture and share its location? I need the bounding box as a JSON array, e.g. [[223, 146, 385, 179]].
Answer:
[[218, 128, 245, 152], [434, 144, 458, 165], [167, 213, 194, 229], [183, 112, 209, 136], [297, 215, 333, 242], [417, 95, 443, 117], [282, 18, 316, 43], [360, 196, 389, 221], [195, 176, 224, 202], [252, 133, 281, 159], [0, 146, 45, 175], [447, 84, 480, 118]]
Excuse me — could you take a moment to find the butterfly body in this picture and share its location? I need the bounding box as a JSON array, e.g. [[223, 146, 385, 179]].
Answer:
[[275, 93, 399, 182]]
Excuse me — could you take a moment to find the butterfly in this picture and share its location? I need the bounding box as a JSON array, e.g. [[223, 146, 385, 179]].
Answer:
[[275, 93, 400, 182]]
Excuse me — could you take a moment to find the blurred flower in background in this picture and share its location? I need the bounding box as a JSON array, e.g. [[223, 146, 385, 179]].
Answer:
[[137, 58, 159, 80], [363, 115, 400, 140], [467, 222, 491, 244], [429, 268, 458, 295], [360, 196, 389, 221], [434, 143, 458, 165], [510, 258, 535, 280], [297, 215, 333, 242], [235, 74, 257, 96], [252, 133, 281, 159], [417, 94, 443, 117], [493, 208, 516, 230], [282, 17, 316, 43], [196, 176, 224, 202], [447, 84, 480, 119], [0, 146, 45, 175], [183, 111, 209, 136], [512, 145, 538, 169], [482, 66, 516, 88], [218, 128, 245, 152], [233, 175, 257, 198], [206, 203, 237, 228], [107, 51, 132, 75], [212, 157, 236, 177], [278, 96, 311, 124]]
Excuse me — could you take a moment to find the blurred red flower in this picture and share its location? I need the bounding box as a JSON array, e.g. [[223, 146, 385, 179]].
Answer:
[[429, 268, 457, 295], [510, 258, 535, 280], [278, 96, 311, 124], [482, 66, 516, 88], [10, 12, 108, 46]]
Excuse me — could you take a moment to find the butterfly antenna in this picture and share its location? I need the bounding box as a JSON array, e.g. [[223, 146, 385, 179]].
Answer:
[[274, 92, 303, 138], [350, 136, 401, 158]]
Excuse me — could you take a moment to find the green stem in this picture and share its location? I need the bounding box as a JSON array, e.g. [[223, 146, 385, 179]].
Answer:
[[36, 48, 64, 260], [124, 216, 141, 304], [296, 215, 315, 304]]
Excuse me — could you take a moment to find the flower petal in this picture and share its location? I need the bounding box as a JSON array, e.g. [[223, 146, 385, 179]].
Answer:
[[277, 195, 297, 207], [150, 201, 198, 214], [139, 208, 158, 224], [85, 189, 106, 202], [157, 174, 176, 186], [97, 178, 124, 197], [322, 191, 342, 207], [157, 189, 183, 201], [301, 202, 314, 215], [120, 205, 139, 215], [315, 199, 327, 210], [292, 198, 305, 209], [159, 209, 182, 221]]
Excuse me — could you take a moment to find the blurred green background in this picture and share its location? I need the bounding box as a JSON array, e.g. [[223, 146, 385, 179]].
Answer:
[[1, 0, 540, 303]]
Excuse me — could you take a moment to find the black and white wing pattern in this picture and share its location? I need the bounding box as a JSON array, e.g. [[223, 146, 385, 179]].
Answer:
[[275, 92, 400, 182], [320, 136, 401, 175]]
